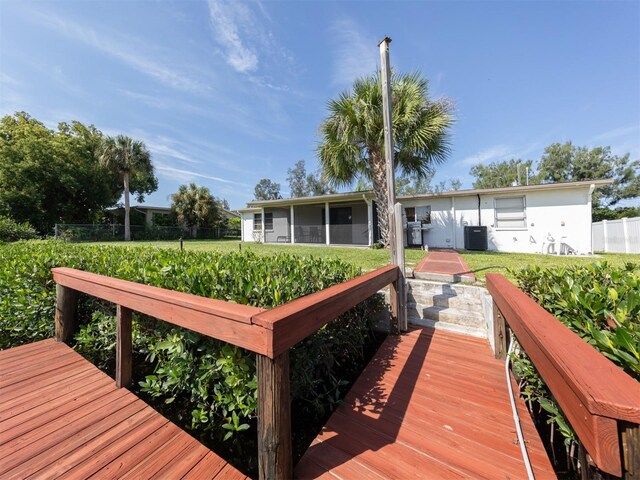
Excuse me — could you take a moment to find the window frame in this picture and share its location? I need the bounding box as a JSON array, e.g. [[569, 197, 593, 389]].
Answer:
[[494, 196, 527, 230], [405, 207, 416, 222], [253, 213, 262, 230], [264, 212, 274, 231]]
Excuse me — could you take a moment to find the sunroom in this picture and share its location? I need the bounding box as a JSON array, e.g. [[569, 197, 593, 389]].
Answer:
[[239, 192, 376, 246]]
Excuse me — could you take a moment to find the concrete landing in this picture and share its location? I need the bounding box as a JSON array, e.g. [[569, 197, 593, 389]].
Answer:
[[413, 249, 476, 283]]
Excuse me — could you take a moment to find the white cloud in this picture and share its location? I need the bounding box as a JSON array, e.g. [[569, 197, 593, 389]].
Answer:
[[593, 125, 640, 142], [461, 145, 512, 165], [0, 73, 20, 87], [155, 163, 251, 187], [30, 11, 207, 94], [207, 0, 260, 73], [328, 18, 378, 87]]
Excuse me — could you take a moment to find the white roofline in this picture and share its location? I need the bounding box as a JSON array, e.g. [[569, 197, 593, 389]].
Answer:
[[244, 179, 612, 208], [398, 178, 613, 200], [246, 191, 375, 208]]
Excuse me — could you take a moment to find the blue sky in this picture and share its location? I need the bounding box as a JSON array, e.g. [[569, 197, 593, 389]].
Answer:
[[1, 0, 638, 209]]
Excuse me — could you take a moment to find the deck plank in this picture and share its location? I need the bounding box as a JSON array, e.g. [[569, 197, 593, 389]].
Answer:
[[296, 327, 556, 479], [0, 340, 246, 480]]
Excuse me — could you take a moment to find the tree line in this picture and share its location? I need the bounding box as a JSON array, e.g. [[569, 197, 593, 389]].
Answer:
[[469, 143, 639, 221], [0, 112, 231, 239]]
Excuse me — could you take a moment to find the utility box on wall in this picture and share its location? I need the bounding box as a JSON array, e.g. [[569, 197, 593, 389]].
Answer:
[[464, 226, 488, 251]]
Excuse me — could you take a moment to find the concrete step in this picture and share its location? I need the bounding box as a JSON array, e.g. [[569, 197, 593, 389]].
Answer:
[[408, 279, 486, 300], [407, 293, 483, 311], [408, 304, 485, 329], [408, 315, 487, 338], [407, 316, 488, 339]]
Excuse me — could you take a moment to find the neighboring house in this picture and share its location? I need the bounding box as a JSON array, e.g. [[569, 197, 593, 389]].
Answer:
[[108, 206, 239, 226], [108, 206, 172, 226], [238, 179, 612, 254]]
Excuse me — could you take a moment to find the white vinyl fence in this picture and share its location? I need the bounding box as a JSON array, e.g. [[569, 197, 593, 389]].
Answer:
[[592, 217, 640, 253]]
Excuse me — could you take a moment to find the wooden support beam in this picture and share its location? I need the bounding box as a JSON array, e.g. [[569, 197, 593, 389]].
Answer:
[[493, 301, 507, 359], [390, 280, 399, 333], [55, 284, 79, 342], [622, 422, 640, 479], [116, 305, 133, 388], [394, 202, 407, 331], [257, 352, 292, 480]]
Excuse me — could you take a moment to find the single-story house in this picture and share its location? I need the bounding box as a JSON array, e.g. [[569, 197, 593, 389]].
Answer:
[[108, 206, 240, 226], [238, 179, 612, 254]]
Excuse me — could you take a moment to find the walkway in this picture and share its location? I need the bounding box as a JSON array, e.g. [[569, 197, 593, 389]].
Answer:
[[413, 249, 476, 283], [295, 327, 555, 479], [0, 339, 247, 479]]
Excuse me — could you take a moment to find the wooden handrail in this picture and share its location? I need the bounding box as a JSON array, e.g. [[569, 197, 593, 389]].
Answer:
[[52, 264, 401, 480], [252, 264, 399, 357], [487, 273, 640, 477], [52, 267, 269, 354]]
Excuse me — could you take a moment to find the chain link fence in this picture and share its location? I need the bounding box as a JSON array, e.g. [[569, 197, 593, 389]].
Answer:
[[54, 224, 241, 242]]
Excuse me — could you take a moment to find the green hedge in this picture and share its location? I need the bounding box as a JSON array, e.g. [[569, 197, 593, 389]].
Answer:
[[0, 240, 383, 442], [511, 262, 639, 457], [0, 215, 38, 242]]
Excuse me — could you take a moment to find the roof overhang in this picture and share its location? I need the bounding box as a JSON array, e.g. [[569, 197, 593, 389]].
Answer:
[[246, 191, 376, 208], [242, 179, 612, 209], [397, 179, 613, 201]]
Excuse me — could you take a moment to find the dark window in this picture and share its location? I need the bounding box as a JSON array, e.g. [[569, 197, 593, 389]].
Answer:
[[264, 212, 273, 230], [405, 207, 416, 222], [253, 213, 262, 230]]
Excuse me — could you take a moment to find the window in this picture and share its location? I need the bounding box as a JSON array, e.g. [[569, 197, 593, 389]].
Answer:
[[495, 196, 526, 229], [405, 207, 416, 222], [254, 212, 273, 230], [420, 206, 431, 224], [264, 212, 273, 230]]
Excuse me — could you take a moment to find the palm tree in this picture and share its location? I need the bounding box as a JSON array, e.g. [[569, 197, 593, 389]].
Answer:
[[318, 71, 454, 245], [171, 183, 219, 237], [99, 135, 154, 241]]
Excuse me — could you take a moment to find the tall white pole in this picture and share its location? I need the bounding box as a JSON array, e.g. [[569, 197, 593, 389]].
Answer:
[[379, 37, 406, 332], [379, 37, 397, 261]]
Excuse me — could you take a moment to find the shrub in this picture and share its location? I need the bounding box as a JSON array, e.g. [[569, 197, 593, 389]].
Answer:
[[0, 215, 38, 242], [0, 240, 382, 443], [510, 262, 639, 466]]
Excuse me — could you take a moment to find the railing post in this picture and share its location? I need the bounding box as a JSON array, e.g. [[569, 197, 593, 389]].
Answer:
[[493, 301, 507, 359], [55, 284, 79, 342], [621, 422, 640, 479], [116, 305, 133, 388], [390, 280, 400, 332], [257, 352, 292, 480], [394, 203, 407, 331]]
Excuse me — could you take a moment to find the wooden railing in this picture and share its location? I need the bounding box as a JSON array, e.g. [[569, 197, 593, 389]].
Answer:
[[52, 264, 400, 480], [487, 273, 640, 479]]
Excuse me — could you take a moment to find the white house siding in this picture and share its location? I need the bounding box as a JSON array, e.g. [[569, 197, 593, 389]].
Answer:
[[401, 197, 456, 248], [400, 186, 593, 254]]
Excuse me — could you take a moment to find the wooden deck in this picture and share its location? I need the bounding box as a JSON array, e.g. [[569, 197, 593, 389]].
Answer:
[[296, 327, 556, 479], [0, 339, 247, 479]]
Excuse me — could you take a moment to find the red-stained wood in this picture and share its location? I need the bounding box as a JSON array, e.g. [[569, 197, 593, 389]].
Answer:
[[52, 267, 270, 355], [182, 451, 229, 480], [257, 351, 292, 480], [55, 284, 79, 342], [116, 304, 132, 388], [252, 264, 398, 357], [296, 326, 556, 480], [0, 340, 245, 480], [487, 273, 640, 477]]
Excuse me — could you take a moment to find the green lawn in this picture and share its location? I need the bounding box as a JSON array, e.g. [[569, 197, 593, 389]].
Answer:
[[88, 239, 639, 283]]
